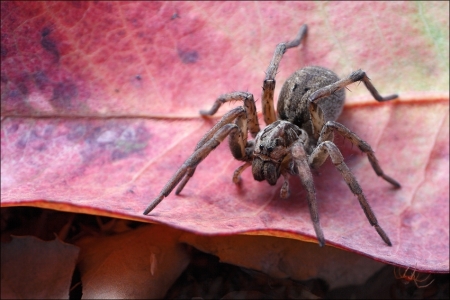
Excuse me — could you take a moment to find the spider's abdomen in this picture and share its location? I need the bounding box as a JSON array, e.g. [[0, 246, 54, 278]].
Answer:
[[277, 66, 345, 132]]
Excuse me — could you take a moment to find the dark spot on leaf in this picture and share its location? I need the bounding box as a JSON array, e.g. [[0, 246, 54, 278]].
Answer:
[[41, 27, 59, 63], [34, 143, 47, 152], [178, 49, 199, 64], [7, 90, 23, 102], [130, 18, 139, 27], [17, 82, 28, 96], [41, 27, 51, 37], [50, 82, 78, 111], [171, 11, 180, 20], [16, 136, 28, 149], [42, 126, 55, 138], [67, 125, 86, 141], [1, 43, 7, 58], [41, 38, 59, 62], [71, 121, 151, 166], [135, 125, 151, 140], [1, 72, 7, 83], [33, 71, 49, 90], [7, 123, 19, 133], [111, 150, 128, 161], [85, 126, 103, 145], [135, 75, 142, 81]]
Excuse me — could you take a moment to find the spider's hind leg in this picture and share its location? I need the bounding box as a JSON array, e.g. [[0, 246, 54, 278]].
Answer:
[[309, 69, 398, 103]]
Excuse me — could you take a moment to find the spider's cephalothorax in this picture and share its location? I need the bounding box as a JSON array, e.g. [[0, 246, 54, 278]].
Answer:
[[252, 120, 304, 186], [144, 25, 401, 247]]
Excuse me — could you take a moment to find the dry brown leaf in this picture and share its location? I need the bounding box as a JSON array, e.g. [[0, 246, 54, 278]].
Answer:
[[74, 225, 190, 299], [1, 235, 79, 299], [180, 232, 385, 290]]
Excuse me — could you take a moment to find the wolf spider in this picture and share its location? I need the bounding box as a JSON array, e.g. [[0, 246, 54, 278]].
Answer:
[[144, 24, 400, 247]]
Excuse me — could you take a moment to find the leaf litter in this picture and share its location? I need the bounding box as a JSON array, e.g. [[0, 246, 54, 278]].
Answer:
[[1, 207, 449, 299]]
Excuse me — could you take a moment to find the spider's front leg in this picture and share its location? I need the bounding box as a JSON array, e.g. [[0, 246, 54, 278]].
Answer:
[[290, 139, 325, 247], [308, 140, 392, 246], [199, 91, 260, 184], [174, 92, 260, 194], [262, 24, 308, 125], [144, 92, 259, 215], [143, 107, 245, 215], [200, 92, 260, 138]]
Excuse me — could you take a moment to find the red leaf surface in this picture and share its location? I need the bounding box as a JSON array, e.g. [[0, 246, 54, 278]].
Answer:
[[1, 2, 449, 271]]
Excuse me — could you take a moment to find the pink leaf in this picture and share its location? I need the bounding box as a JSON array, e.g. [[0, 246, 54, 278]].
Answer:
[[1, 2, 448, 272]]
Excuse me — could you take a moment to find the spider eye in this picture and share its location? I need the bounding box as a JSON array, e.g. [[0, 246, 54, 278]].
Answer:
[[259, 144, 264, 150]]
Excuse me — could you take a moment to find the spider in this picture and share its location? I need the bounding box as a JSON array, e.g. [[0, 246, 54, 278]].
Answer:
[[394, 265, 435, 288], [144, 24, 401, 247]]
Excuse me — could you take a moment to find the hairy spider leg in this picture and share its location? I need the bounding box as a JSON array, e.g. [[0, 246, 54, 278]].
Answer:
[[312, 116, 401, 188], [174, 92, 261, 194], [144, 112, 243, 215], [291, 140, 325, 247], [262, 24, 308, 125], [200, 92, 260, 137], [232, 161, 252, 184], [308, 141, 392, 246], [308, 69, 398, 103]]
